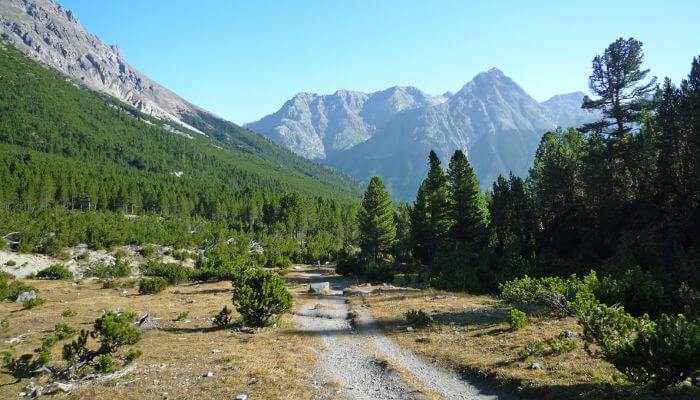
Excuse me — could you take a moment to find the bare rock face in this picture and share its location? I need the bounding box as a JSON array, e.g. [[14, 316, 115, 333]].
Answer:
[[0, 0, 205, 132]]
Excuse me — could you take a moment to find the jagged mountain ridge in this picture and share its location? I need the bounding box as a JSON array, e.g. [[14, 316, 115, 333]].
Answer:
[[246, 86, 448, 159], [249, 69, 598, 200]]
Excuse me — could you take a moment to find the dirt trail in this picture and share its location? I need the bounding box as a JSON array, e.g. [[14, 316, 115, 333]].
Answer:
[[295, 271, 514, 400]]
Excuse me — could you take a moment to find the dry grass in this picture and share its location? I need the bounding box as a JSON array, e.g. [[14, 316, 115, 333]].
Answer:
[[352, 287, 698, 400], [0, 277, 332, 399]]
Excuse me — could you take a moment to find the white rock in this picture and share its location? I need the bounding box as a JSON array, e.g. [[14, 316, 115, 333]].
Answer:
[[235, 395, 248, 400], [15, 291, 36, 303], [530, 362, 542, 370]]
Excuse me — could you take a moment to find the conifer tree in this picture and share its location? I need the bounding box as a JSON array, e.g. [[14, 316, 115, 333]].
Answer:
[[446, 150, 488, 248], [358, 176, 396, 261]]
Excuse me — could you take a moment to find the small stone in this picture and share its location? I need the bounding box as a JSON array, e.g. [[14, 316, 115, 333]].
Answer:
[[187, 299, 196, 304], [416, 336, 430, 343], [212, 349, 224, 353], [71, 282, 78, 287], [121, 290, 128, 296], [235, 395, 247, 400], [530, 362, 542, 370], [309, 282, 330, 293], [406, 326, 414, 332], [203, 371, 214, 378], [563, 330, 579, 338]]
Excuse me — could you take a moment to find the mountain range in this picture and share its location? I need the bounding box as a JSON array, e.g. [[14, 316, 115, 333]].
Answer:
[[247, 71, 599, 200]]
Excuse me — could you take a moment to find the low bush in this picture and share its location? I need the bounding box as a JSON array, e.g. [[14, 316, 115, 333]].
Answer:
[[22, 297, 45, 309], [95, 354, 114, 373], [500, 273, 591, 316], [139, 245, 156, 258], [212, 306, 233, 328], [138, 277, 167, 295], [54, 323, 78, 340], [404, 309, 433, 328], [364, 260, 394, 283], [231, 268, 292, 327], [507, 309, 530, 330], [6, 260, 16, 266], [102, 279, 118, 289], [85, 259, 131, 278], [175, 311, 189, 321], [62, 308, 77, 317], [36, 264, 73, 280], [141, 261, 191, 284], [335, 250, 365, 276], [518, 332, 577, 358], [576, 296, 699, 387], [586, 267, 668, 317]]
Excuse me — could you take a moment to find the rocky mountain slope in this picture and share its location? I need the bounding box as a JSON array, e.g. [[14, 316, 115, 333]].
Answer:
[[246, 86, 447, 159], [249, 70, 598, 200], [0, 0, 206, 131]]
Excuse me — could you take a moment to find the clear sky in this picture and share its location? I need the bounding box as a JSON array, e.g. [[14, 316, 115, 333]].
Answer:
[[60, 0, 699, 124]]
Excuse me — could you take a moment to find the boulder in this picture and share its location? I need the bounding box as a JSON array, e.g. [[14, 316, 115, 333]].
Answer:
[[137, 313, 160, 330], [15, 291, 36, 303], [309, 282, 330, 293]]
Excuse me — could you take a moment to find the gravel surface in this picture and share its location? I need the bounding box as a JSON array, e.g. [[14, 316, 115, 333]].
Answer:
[[296, 273, 515, 400]]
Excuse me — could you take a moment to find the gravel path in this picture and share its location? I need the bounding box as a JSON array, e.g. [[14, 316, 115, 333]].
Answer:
[[295, 273, 515, 400]]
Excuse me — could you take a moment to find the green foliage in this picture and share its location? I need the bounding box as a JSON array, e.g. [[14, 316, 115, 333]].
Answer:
[[404, 309, 432, 328], [499, 274, 590, 316], [138, 277, 167, 295], [85, 259, 132, 278], [22, 297, 45, 309], [54, 323, 78, 340], [335, 249, 365, 276], [62, 312, 142, 376], [102, 279, 118, 289], [1, 318, 8, 330], [62, 308, 77, 317], [212, 306, 233, 329], [6, 260, 16, 266], [175, 311, 189, 321], [141, 261, 191, 284], [576, 296, 699, 387], [231, 268, 292, 327], [95, 354, 114, 373], [364, 260, 394, 283], [507, 309, 530, 330], [586, 267, 667, 317], [139, 245, 157, 258], [358, 176, 396, 261], [36, 264, 73, 280]]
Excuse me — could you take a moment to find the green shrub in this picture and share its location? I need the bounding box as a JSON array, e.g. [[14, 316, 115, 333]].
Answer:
[[500, 273, 590, 316], [6, 281, 37, 301], [6, 260, 16, 266], [231, 268, 292, 327], [23, 297, 45, 309], [508, 309, 530, 330], [141, 261, 191, 284], [95, 354, 114, 373], [335, 250, 365, 276], [62, 308, 77, 317], [175, 311, 189, 321], [139, 245, 156, 258], [36, 264, 73, 280], [120, 279, 137, 288], [138, 277, 167, 295], [0, 274, 8, 300], [76, 252, 89, 261], [102, 279, 118, 289], [113, 249, 128, 260], [404, 309, 432, 328], [85, 259, 131, 278], [576, 296, 699, 387], [54, 323, 78, 340], [124, 348, 142, 364], [364, 261, 394, 283], [212, 306, 233, 328], [1, 318, 9, 330], [62, 312, 142, 376], [586, 267, 668, 317]]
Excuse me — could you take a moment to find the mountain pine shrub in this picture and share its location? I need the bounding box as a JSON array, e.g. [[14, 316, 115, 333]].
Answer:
[[36, 264, 73, 280], [138, 277, 167, 295], [231, 268, 292, 327], [508, 309, 530, 330]]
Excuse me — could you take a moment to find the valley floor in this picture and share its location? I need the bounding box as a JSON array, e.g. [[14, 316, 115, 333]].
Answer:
[[1, 259, 696, 399]]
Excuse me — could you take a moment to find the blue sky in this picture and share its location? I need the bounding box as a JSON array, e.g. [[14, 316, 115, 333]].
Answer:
[[60, 0, 699, 124]]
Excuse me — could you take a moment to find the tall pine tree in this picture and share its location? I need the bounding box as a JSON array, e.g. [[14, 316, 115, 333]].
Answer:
[[446, 150, 488, 249], [411, 151, 450, 264], [358, 176, 396, 261]]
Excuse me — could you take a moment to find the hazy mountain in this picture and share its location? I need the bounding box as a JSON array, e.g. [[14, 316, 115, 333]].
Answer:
[[250, 70, 599, 200], [246, 86, 446, 159], [542, 91, 597, 130]]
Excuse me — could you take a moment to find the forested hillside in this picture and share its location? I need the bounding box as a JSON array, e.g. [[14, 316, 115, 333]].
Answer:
[[0, 44, 360, 259]]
